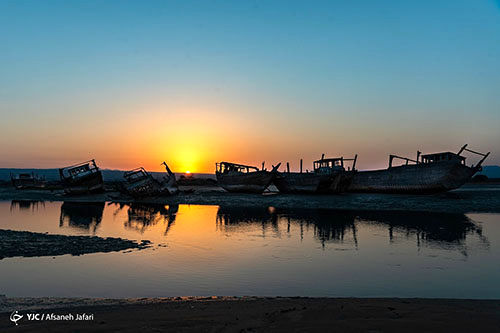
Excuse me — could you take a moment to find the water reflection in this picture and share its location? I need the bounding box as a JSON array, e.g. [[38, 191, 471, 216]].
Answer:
[[2, 200, 498, 298], [354, 211, 486, 247], [8, 200, 488, 255], [276, 209, 359, 248], [216, 206, 279, 230], [113, 203, 178, 235], [10, 200, 45, 212], [216, 206, 487, 253], [59, 202, 105, 234]]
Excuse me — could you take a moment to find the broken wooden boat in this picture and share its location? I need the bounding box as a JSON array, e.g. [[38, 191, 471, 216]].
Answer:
[[10, 172, 46, 189], [122, 161, 178, 198], [347, 144, 490, 194], [59, 160, 104, 194], [274, 155, 358, 194], [216, 161, 281, 193]]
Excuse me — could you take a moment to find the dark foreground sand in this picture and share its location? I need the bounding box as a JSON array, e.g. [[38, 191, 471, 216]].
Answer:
[[0, 297, 499, 332]]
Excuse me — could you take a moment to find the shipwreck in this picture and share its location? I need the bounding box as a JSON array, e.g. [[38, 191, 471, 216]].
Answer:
[[216, 161, 281, 193], [347, 144, 490, 194], [10, 172, 46, 189], [274, 155, 358, 194], [59, 159, 104, 194], [122, 161, 178, 198]]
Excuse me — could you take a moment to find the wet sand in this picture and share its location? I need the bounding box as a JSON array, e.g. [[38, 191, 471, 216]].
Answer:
[[0, 297, 499, 332], [0, 229, 150, 259], [1, 184, 500, 213]]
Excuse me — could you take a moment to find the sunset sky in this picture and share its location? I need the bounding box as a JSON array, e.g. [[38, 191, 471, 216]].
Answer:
[[1, 0, 499, 173]]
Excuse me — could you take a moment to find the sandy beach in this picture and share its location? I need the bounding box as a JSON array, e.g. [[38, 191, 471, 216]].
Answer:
[[1, 297, 499, 332]]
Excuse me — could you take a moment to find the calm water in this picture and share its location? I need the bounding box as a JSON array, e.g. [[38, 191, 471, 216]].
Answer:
[[1, 200, 499, 299]]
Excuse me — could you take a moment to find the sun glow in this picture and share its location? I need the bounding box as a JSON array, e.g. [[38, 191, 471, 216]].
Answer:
[[185, 170, 191, 174]]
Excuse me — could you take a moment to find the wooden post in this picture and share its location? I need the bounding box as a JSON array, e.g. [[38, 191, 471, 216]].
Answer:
[[457, 144, 468, 156], [262, 162, 265, 171], [300, 159, 303, 173], [417, 151, 421, 163], [286, 162, 290, 173], [321, 153, 325, 160], [352, 154, 358, 170]]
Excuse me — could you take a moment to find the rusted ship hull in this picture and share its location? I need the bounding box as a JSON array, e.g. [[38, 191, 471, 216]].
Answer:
[[347, 161, 477, 194], [62, 172, 104, 195], [216, 171, 275, 193]]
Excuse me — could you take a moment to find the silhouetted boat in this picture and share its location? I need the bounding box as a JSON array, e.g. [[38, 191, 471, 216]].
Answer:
[[10, 172, 46, 189], [274, 155, 358, 194], [122, 161, 178, 198], [347, 144, 490, 194], [59, 160, 104, 194], [216, 161, 281, 193]]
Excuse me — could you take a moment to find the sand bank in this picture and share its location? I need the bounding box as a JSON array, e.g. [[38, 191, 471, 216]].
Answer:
[[0, 229, 150, 260], [0, 296, 499, 332]]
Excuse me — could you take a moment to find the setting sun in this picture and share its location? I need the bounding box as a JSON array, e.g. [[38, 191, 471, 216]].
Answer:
[[185, 170, 191, 174]]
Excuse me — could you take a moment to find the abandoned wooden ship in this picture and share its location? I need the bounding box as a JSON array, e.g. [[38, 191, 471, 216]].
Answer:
[[122, 161, 178, 198], [59, 159, 104, 194], [347, 144, 490, 194], [10, 172, 46, 189], [216, 161, 281, 193], [274, 155, 358, 194]]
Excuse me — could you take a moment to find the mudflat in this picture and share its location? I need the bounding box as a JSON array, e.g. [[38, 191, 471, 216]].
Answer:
[[0, 297, 499, 332], [0, 229, 150, 259], [1, 184, 500, 213]]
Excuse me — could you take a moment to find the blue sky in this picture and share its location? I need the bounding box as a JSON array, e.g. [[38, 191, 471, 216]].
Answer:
[[1, 0, 499, 171]]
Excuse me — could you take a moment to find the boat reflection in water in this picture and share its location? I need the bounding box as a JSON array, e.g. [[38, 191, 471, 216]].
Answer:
[[59, 202, 105, 234], [115, 203, 178, 235], [216, 206, 488, 253], [10, 200, 45, 212]]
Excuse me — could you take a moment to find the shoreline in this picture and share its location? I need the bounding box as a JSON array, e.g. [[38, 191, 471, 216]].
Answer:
[[2, 184, 500, 214], [1, 296, 499, 332]]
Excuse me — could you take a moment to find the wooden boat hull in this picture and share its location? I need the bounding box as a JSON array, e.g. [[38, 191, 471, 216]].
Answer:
[[347, 161, 477, 194], [216, 171, 275, 193], [274, 171, 356, 194], [11, 179, 46, 190], [62, 171, 104, 194], [329, 171, 356, 193], [274, 173, 332, 193], [124, 177, 177, 198]]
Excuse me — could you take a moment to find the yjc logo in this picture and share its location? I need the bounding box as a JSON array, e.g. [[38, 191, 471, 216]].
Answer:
[[10, 311, 23, 326]]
